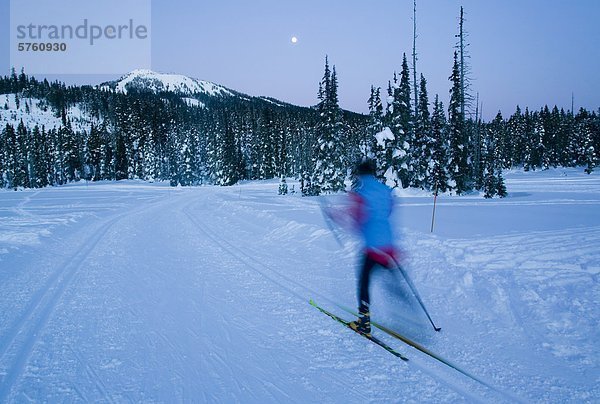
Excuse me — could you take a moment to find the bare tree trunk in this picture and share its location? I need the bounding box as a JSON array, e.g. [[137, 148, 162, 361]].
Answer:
[[459, 6, 465, 122], [412, 0, 418, 118]]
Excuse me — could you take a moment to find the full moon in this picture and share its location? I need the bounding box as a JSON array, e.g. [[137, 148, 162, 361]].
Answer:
[[291, 36, 298, 44]]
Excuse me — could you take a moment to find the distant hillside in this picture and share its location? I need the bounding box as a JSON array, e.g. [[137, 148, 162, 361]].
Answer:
[[0, 69, 368, 190]]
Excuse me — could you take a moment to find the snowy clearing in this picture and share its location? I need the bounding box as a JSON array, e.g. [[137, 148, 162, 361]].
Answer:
[[0, 169, 598, 402]]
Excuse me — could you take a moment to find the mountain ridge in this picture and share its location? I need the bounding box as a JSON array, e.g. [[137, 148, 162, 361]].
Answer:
[[99, 69, 301, 110]]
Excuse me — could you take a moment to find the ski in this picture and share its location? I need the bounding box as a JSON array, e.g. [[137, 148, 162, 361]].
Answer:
[[309, 299, 408, 361], [336, 304, 501, 393]]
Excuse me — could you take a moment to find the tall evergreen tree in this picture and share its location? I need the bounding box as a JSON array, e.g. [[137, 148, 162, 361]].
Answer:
[[114, 131, 129, 180], [448, 51, 470, 193], [309, 57, 346, 195], [430, 95, 450, 193], [413, 74, 434, 189], [214, 113, 241, 186], [15, 120, 30, 188], [30, 125, 49, 187], [87, 123, 103, 181], [366, 86, 385, 169], [507, 106, 526, 167], [258, 108, 276, 179], [483, 113, 507, 198], [576, 108, 597, 174], [522, 108, 534, 171], [2, 124, 17, 189], [530, 111, 546, 170], [388, 54, 413, 188]]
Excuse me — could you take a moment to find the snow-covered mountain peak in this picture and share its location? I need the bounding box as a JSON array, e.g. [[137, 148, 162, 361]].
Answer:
[[107, 69, 233, 97]]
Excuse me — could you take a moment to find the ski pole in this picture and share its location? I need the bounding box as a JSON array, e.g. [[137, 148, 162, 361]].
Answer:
[[318, 197, 343, 247], [394, 260, 441, 332], [373, 247, 441, 332]]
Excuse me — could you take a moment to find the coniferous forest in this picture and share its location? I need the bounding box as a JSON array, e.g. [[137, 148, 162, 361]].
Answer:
[[1, 8, 598, 197]]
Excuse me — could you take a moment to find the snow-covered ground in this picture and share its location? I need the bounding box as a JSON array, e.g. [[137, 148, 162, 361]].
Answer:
[[0, 169, 598, 402]]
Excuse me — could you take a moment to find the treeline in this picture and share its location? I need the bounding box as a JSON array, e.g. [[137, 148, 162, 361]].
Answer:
[[360, 53, 599, 198], [0, 69, 365, 190], [0, 65, 598, 196]]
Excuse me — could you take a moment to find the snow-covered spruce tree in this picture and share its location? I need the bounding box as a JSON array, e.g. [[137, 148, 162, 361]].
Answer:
[[214, 112, 243, 186], [366, 86, 392, 181], [98, 123, 114, 181], [476, 112, 503, 189], [286, 124, 303, 179], [28, 125, 43, 187], [234, 120, 247, 183], [506, 106, 526, 168], [413, 74, 434, 189], [277, 125, 288, 179], [365, 86, 384, 159], [87, 123, 103, 181], [592, 109, 600, 171], [28, 123, 49, 188], [32, 125, 49, 188], [0, 125, 6, 188], [141, 124, 159, 182], [576, 108, 597, 174], [192, 124, 209, 185], [387, 54, 414, 188], [15, 120, 30, 188], [66, 126, 84, 181], [372, 81, 397, 185], [309, 57, 346, 195], [113, 99, 131, 181], [258, 107, 277, 180], [128, 99, 148, 179], [538, 106, 553, 170], [21, 121, 34, 188], [482, 113, 507, 198], [2, 123, 17, 189], [448, 51, 470, 193], [521, 108, 535, 171], [543, 106, 561, 168], [554, 107, 572, 167], [114, 131, 128, 181], [179, 130, 198, 186], [234, 112, 252, 180], [45, 128, 58, 185], [530, 111, 546, 170], [430, 95, 450, 193]]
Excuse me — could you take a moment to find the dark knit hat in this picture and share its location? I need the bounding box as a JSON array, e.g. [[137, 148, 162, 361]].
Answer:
[[356, 159, 376, 176]]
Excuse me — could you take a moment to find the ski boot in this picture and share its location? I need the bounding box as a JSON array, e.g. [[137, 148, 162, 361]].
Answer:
[[349, 309, 371, 336]]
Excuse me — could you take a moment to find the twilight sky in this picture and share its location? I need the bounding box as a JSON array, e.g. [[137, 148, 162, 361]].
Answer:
[[1, 0, 599, 120]]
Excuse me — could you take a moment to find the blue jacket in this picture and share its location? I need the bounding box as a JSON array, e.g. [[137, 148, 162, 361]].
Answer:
[[352, 175, 395, 249]]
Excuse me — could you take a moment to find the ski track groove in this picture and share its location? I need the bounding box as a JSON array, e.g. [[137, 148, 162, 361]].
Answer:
[[0, 193, 170, 401], [0, 213, 122, 401], [70, 346, 114, 404], [182, 197, 506, 403], [181, 201, 373, 403]]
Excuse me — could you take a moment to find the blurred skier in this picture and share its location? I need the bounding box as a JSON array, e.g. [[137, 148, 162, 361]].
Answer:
[[326, 159, 398, 335]]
